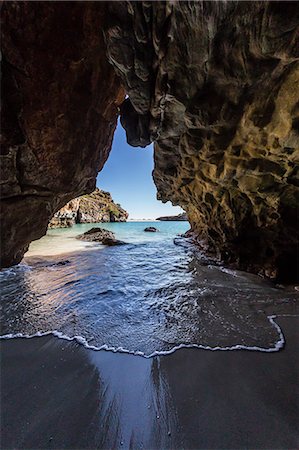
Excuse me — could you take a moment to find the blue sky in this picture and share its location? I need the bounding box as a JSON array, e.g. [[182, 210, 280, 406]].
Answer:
[[97, 123, 183, 219]]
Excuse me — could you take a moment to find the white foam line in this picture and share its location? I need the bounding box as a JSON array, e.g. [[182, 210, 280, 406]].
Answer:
[[0, 315, 292, 358]]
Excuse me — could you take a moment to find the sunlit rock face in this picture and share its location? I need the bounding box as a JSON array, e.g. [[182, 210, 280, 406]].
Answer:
[[49, 188, 128, 228], [1, 2, 124, 267], [106, 1, 299, 282]]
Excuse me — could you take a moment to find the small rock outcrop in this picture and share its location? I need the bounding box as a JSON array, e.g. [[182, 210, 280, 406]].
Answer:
[[144, 227, 158, 232], [77, 227, 115, 242], [77, 227, 125, 246], [157, 213, 188, 221], [49, 188, 128, 228]]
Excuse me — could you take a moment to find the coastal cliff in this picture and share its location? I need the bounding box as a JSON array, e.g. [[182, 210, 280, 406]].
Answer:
[[49, 189, 128, 228], [1, 1, 298, 281]]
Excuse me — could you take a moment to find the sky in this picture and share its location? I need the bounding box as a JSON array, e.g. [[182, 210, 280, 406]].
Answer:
[[97, 122, 183, 220]]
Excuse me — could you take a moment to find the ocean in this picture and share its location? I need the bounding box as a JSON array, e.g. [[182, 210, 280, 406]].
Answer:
[[0, 221, 298, 356]]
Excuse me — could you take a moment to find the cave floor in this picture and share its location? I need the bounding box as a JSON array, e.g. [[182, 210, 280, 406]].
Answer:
[[1, 316, 298, 450]]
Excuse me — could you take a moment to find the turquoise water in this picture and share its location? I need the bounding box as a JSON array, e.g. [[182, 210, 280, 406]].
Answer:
[[0, 221, 298, 356], [27, 221, 189, 256]]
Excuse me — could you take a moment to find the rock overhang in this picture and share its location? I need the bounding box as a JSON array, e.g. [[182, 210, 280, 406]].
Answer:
[[1, 1, 299, 282]]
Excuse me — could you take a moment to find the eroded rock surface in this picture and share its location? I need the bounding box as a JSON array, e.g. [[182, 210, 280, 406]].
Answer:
[[1, 2, 124, 267], [77, 227, 126, 246], [77, 227, 115, 242], [1, 1, 299, 282], [106, 1, 299, 281], [49, 188, 128, 228]]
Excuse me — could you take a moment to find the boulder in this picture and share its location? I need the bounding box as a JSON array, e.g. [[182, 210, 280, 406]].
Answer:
[[77, 227, 115, 242], [144, 227, 158, 232]]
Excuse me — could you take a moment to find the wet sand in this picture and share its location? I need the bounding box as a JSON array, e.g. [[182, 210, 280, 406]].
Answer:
[[1, 316, 298, 450]]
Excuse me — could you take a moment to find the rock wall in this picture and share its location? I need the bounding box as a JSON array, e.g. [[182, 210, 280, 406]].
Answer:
[[1, 1, 299, 282], [48, 199, 80, 229], [1, 2, 124, 267], [49, 188, 128, 228], [105, 1, 299, 282]]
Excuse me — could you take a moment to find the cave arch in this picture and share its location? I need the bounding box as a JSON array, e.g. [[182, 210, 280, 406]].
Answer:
[[1, 1, 298, 282]]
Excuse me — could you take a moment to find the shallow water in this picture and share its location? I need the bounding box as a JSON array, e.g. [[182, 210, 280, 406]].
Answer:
[[0, 221, 298, 356]]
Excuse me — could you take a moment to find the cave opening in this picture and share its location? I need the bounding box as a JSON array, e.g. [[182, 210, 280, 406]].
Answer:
[[97, 121, 184, 221], [24, 120, 187, 258], [1, 4, 299, 448]]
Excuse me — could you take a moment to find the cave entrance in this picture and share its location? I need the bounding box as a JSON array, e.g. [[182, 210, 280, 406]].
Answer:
[[25, 121, 187, 258], [96, 121, 184, 221]]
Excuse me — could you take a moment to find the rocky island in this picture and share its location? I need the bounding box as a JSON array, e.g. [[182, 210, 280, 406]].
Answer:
[[157, 213, 188, 221], [49, 188, 128, 228]]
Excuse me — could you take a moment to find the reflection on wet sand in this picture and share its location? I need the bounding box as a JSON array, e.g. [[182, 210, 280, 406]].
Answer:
[[88, 351, 179, 449], [1, 317, 298, 449]]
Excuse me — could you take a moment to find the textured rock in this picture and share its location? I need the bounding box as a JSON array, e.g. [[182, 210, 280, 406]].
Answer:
[[77, 189, 128, 224], [1, 1, 299, 282], [106, 1, 299, 282], [48, 199, 80, 229], [76, 227, 126, 246], [1, 2, 124, 267], [157, 213, 188, 221], [49, 188, 128, 228], [77, 227, 115, 242]]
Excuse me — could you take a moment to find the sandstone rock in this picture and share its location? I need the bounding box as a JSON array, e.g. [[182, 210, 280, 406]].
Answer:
[[144, 227, 158, 232], [48, 199, 80, 228], [49, 188, 128, 228], [1, 1, 299, 282], [157, 213, 188, 221], [48, 218, 74, 229], [106, 1, 299, 282], [0, 2, 124, 267], [77, 228, 115, 242]]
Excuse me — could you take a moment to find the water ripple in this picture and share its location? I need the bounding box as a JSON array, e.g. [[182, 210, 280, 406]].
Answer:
[[1, 225, 298, 356]]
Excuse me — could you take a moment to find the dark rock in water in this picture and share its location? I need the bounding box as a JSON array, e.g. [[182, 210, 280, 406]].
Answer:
[[102, 237, 126, 246], [157, 213, 188, 222], [77, 228, 115, 242], [77, 228, 126, 245], [144, 227, 158, 232]]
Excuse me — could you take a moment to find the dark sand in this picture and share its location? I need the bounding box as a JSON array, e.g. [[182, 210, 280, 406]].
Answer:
[[1, 317, 298, 450]]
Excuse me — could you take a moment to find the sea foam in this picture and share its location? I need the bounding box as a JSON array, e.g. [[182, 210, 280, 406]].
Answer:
[[0, 315, 287, 358]]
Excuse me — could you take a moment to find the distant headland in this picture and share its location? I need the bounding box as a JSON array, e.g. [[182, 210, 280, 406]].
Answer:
[[156, 213, 188, 221]]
